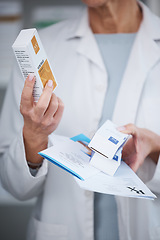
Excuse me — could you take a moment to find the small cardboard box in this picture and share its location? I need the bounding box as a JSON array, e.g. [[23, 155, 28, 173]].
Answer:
[[12, 28, 57, 101]]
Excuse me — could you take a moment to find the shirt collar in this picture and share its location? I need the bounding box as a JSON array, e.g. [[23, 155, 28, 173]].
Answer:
[[65, 7, 90, 40]]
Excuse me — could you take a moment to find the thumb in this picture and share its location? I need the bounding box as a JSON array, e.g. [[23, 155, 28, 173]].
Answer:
[[117, 123, 137, 136]]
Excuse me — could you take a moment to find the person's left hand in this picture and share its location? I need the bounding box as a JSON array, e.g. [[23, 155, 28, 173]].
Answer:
[[117, 124, 160, 172]]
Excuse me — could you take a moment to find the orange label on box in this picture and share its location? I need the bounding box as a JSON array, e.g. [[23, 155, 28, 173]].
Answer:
[[38, 59, 57, 89], [31, 35, 40, 54]]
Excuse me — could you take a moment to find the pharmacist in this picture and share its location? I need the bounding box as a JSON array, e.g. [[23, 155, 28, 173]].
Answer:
[[1, 0, 160, 240]]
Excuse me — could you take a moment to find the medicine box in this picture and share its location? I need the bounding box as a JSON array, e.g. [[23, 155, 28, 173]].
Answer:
[[12, 28, 57, 101], [88, 120, 129, 176]]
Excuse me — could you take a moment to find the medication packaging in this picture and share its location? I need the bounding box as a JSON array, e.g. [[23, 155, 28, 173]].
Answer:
[[88, 120, 129, 176], [12, 28, 57, 101]]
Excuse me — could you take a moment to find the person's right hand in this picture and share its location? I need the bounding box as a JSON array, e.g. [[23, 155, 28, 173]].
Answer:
[[20, 74, 64, 166]]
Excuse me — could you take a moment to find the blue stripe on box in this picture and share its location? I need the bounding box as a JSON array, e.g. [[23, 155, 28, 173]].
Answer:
[[108, 136, 119, 145]]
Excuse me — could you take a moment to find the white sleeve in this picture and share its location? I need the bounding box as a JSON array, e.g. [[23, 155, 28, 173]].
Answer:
[[0, 63, 48, 200]]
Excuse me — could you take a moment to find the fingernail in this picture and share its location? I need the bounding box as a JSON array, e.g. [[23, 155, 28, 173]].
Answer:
[[117, 126, 126, 131], [47, 80, 53, 87], [28, 73, 34, 81]]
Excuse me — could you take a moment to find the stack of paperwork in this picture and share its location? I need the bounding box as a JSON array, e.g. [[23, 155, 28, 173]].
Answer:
[[39, 120, 156, 200]]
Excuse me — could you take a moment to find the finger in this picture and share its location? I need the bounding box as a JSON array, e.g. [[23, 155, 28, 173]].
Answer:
[[117, 123, 137, 136], [52, 97, 64, 124], [44, 93, 59, 119], [20, 74, 35, 112], [35, 80, 54, 118], [42, 97, 64, 128]]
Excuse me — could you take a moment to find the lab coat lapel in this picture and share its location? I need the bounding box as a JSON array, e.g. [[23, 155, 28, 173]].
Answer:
[[112, 6, 160, 126], [67, 8, 106, 72], [66, 8, 107, 133], [76, 30, 106, 71]]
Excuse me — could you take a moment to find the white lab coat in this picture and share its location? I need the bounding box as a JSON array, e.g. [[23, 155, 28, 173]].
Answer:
[[0, 2, 160, 240]]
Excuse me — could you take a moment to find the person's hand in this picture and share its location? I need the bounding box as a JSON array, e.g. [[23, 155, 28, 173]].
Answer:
[[117, 124, 160, 172], [20, 74, 64, 165]]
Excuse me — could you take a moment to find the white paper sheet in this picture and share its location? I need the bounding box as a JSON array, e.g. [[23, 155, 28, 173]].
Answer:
[[75, 161, 156, 199], [39, 134, 156, 200], [40, 136, 100, 180]]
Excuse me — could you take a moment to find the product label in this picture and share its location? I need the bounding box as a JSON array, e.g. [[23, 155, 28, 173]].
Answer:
[[14, 50, 34, 79], [31, 35, 40, 54], [14, 48, 42, 102], [38, 59, 57, 89]]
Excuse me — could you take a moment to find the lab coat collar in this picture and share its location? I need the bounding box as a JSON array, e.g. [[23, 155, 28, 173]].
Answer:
[[66, 8, 89, 39], [66, 8, 106, 72], [113, 2, 160, 125], [66, 2, 160, 41], [65, 1, 160, 74], [65, 2, 160, 125], [139, 1, 160, 40]]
